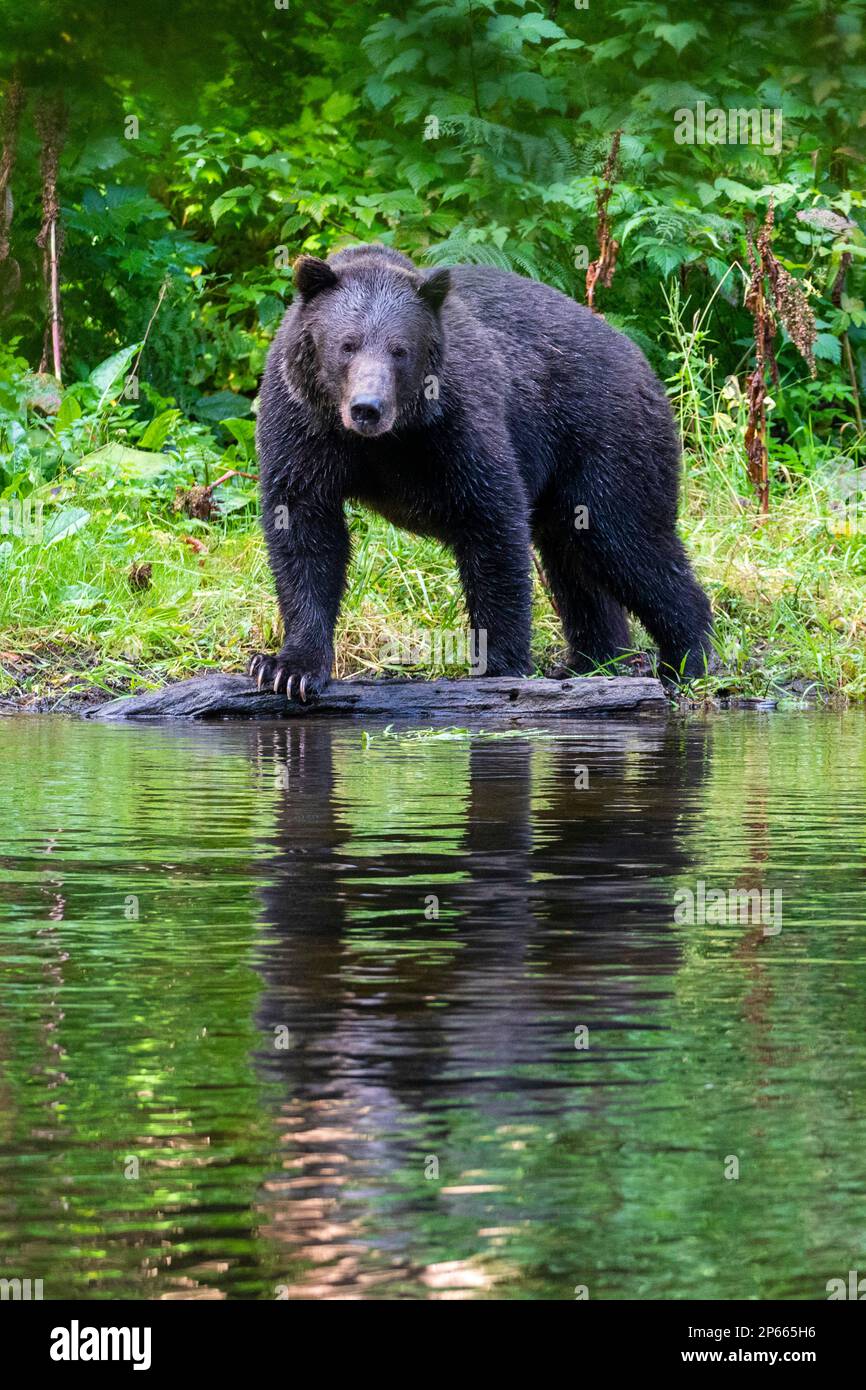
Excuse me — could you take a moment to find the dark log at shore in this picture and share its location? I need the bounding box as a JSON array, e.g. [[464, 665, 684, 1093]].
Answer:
[[87, 673, 668, 722]]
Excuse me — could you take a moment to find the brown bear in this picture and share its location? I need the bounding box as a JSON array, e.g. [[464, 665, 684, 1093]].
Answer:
[[251, 243, 713, 699]]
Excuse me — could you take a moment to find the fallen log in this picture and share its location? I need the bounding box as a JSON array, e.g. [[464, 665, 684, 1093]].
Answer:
[[87, 672, 668, 722]]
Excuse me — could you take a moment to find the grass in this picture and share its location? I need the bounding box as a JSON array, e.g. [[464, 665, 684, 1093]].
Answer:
[[1, 473, 864, 709], [1, 292, 864, 708], [685, 471, 866, 701]]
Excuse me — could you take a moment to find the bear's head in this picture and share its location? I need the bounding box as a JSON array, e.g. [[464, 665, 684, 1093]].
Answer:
[[290, 246, 450, 438]]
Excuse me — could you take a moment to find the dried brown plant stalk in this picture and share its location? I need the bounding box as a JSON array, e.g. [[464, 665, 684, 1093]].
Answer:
[[0, 79, 25, 311], [744, 202, 816, 513], [585, 129, 621, 312]]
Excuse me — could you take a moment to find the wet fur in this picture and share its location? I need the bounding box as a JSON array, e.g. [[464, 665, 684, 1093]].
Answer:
[[252, 243, 713, 696]]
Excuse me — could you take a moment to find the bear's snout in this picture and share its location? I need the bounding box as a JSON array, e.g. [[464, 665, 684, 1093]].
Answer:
[[342, 358, 396, 437], [345, 391, 394, 435], [350, 395, 384, 429]]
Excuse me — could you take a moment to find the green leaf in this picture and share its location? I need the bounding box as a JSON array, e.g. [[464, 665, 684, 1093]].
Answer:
[[221, 417, 257, 462], [89, 345, 141, 397], [814, 333, 842, 363], [71, 137, 130, 177], [715, 178, 758, 207], [381, 51, 423, 79], [58, 580, 102, 608], [321, 91, 358, 121], [504, 71, 551, 106], [365, 78, 396, 110], [54, 395, 82, 431], [210, 189, 243, 224], [44, 507, 91, 545], [256, 294, 285, 328], [545, 38, 585, 53], [644, 243, 692, 276], [653, 22, 704, 55], [77, 444, 174, 481], [755, 183, 799, 205], [218, 492, 255, 514], [139, 409, 179, 452], [221, 416, 256, 441], [591, 36, 633, 63], [518, 14, 567, 41], [401, 160, 443, 193], [192, 392, 252, 423]]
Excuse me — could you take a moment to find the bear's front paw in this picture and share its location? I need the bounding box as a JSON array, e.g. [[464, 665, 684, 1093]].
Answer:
[[248, 653, 330, 703]]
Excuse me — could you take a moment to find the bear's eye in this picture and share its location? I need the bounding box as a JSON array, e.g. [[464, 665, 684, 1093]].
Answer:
[[390, 346, 408, 360], [341, 340, 358, 355]]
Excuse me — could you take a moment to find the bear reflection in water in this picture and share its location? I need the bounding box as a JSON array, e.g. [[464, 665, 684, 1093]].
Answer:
[[245, 719, 709, 1293]]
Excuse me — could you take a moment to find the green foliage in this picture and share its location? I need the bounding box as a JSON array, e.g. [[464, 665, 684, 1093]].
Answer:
[[0, 0, 863, 427], [0, 0, 864, 699]]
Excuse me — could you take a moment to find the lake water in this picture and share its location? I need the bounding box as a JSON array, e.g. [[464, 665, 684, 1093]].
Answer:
[[0, 711, 864, 1300]]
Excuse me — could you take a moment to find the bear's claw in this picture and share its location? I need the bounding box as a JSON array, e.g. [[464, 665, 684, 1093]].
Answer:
[[247, 654, 325, 703]]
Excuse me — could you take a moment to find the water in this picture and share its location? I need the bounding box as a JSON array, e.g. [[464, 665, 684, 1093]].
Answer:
[[0, 711, 864, 1301]]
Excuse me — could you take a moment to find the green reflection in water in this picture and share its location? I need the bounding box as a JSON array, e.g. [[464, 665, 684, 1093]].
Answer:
[[0, 712, 864, 1300]]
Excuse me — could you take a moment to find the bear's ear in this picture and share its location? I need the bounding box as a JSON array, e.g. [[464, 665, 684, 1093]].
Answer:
[[293, 255, 339, 303], [417, 266, 451, 314]]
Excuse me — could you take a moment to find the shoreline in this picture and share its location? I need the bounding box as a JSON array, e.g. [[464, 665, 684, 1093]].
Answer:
[[0, 668, 854, 718]]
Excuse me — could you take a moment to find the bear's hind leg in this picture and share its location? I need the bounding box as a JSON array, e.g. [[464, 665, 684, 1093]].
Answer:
[[534, 525, 631, 674], [587, 521, 714, 681]]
